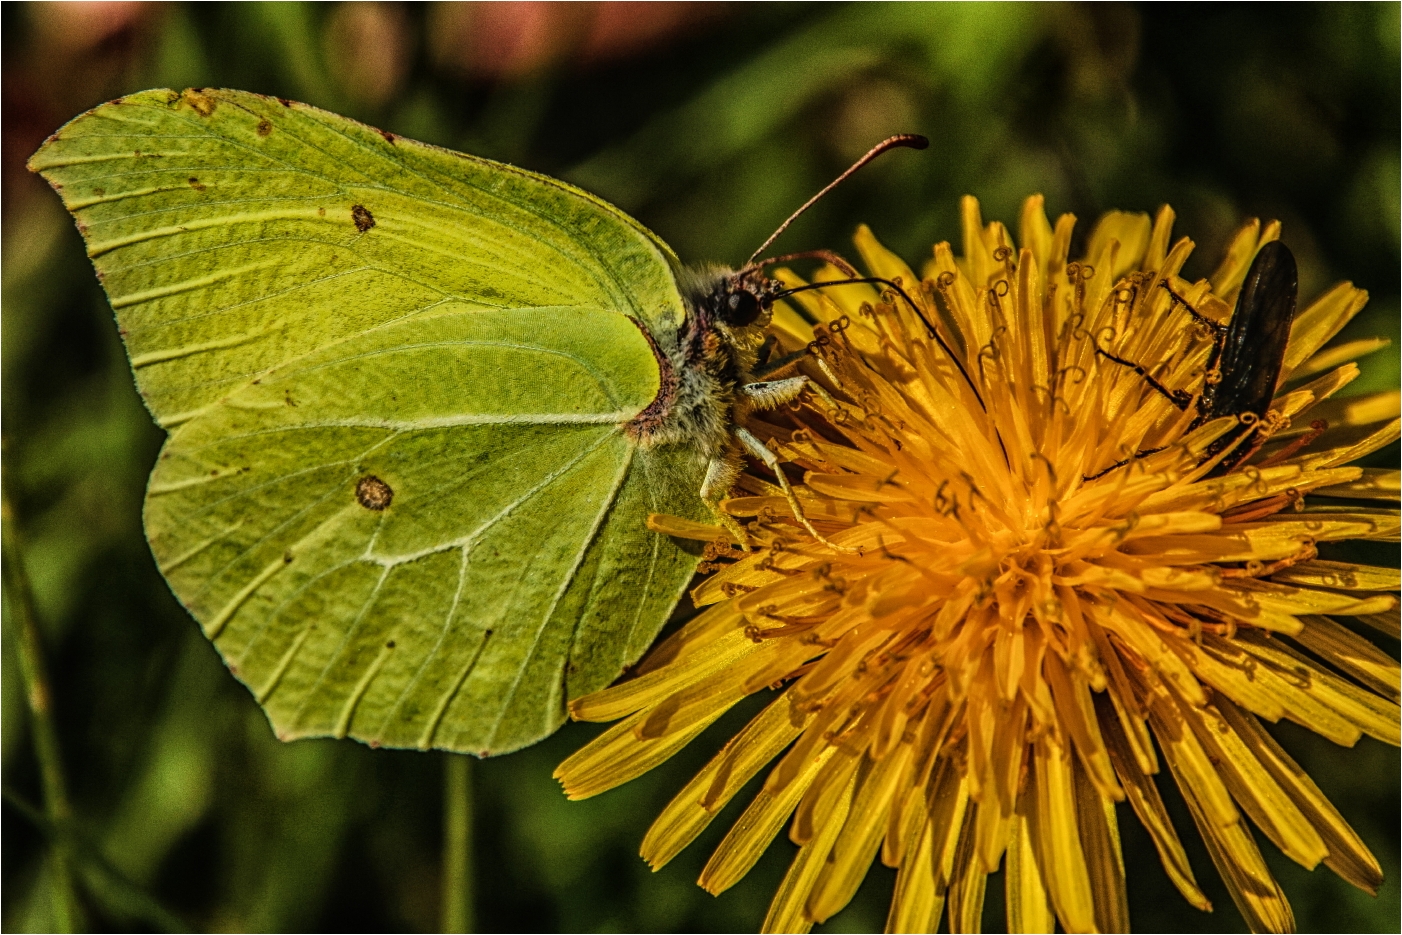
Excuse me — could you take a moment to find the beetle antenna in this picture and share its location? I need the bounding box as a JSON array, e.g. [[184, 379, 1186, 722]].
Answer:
[[775, 276, 986, 413], [744, 134, 928, 269]]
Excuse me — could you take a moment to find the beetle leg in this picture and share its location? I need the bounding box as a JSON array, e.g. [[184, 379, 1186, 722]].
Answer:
[[1159, 279, 1230, 415], [1093, 346, 1192, 411]]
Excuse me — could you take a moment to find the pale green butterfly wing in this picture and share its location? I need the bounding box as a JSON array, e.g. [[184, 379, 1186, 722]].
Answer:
[[146, 306, 701, 753], [30, 88, 706, 754], [29, 87, 685, 424]]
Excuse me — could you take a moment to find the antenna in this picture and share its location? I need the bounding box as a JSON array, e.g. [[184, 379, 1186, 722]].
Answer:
[[744, 133, 928, 269]]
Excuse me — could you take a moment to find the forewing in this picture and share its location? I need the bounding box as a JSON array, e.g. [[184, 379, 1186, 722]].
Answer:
[[147, 306, 704, 755], [1213, 241, 1298, 422], [27, 87, 685, 424]]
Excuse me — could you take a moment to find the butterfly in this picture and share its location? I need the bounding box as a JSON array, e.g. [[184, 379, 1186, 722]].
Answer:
[[30, 87, 925, 755]]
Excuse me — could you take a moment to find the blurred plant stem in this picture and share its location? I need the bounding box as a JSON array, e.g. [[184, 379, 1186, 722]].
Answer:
[[441, 754, 474, 933], [2, 474, 83, 932], [2, 789, 187, 933]]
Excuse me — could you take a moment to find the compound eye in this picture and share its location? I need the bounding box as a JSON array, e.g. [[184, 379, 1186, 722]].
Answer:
[[724, 289, 762, 326]]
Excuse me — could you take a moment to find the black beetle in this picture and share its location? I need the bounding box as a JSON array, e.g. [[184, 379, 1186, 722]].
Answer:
[[1197, 240, 1297, 472], [1087, 240, 1298, 480]]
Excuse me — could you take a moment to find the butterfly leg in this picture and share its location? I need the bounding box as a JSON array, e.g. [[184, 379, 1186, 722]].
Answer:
[[740, 375, 839, 412], [733, 426, 858, 553], [701, 450, 753, 550], [752, 348, 812, 379]]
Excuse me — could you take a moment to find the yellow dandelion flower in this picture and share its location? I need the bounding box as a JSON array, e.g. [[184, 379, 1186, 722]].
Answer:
[[555, 196, 1400, 934]]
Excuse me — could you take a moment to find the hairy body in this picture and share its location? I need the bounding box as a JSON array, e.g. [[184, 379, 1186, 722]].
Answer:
[[628, 264, 846, 548]]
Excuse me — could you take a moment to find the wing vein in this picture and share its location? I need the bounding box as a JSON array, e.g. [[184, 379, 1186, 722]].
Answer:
[[482, 442, 637, 748]]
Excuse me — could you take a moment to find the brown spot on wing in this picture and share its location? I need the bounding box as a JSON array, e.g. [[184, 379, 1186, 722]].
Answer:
[[377, 128, 397, 144], [356, 475, 393, 510], [188, 177, 206, 192], [256, 118, 273, 137], [182, 88, 217, 116], [351, 204, 376, 232]]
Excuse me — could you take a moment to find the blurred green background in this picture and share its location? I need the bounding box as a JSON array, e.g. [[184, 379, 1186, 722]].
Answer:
[[2, 2, 1398, 932]]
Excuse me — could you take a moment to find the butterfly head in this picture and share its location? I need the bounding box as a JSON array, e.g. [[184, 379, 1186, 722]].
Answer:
[[688, 267, 782, 334], [720, 283, 765, 327]]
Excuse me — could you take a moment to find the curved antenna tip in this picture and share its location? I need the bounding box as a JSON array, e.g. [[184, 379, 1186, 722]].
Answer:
[[744, 132, 930, 267]]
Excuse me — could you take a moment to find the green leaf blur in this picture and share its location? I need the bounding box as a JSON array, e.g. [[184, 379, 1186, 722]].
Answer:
[[3, 3, 1397, 932]]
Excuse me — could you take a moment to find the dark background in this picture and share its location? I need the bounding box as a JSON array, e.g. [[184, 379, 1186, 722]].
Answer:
[[3, 2, 1398, 931]]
